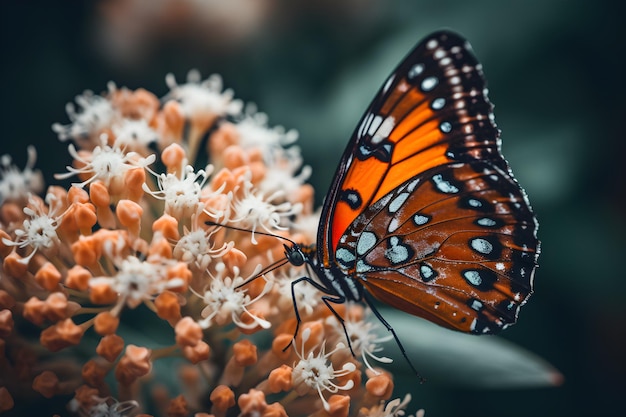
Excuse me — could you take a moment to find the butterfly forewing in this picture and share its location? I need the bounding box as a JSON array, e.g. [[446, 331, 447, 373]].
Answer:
[[318, 31, 507, 259], [318, 30, 539, 334]]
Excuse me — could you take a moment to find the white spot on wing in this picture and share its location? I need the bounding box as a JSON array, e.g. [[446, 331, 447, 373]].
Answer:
[[388, 192, 409, 213], [356, 231, 377, 256], [421, 76, 439, 92], [470, 238, 493, 255], [432, 174, 459, 193], [371, 116, 395, 144], [463, 270, 482, 286]]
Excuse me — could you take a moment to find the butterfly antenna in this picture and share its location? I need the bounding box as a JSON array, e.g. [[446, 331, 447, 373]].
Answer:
[[205, 220, 298, 247]]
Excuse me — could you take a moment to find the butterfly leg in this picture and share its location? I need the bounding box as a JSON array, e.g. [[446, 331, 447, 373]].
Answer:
[[285, 275, 346, 352], [363, 291, 425, 382]]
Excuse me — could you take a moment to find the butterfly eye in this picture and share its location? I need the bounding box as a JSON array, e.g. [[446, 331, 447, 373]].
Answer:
[[284, 244, 306, 266]]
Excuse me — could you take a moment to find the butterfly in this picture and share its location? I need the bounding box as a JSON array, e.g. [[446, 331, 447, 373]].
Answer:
[[283, 30, 540, 374]]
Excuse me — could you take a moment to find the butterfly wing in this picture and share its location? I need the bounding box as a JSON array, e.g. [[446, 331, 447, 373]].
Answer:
[[318, 30, 539, 333]]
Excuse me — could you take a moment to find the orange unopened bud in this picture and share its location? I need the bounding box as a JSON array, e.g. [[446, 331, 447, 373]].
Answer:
[[89, 282, 118, 305], [0, 387, 14, 412], [89, 181, 110, 207], [263, 403, 288, 417], [40, 318, 84, 352], [116, 199, 143, 237], [23, 296, 47, 326], [65, 265, 92, 291], [232, 339, 257, 367], [152, 214, 180, 241], [81, 359, 108, 387], [149, 233, 173, 258], [0, 309, 14, 338], [68, 185, 89, 204], [32, 370, 59, 399], [3, 252, 29, 277], [166, 262, 190, 292], [210, 385, 235, 413], [44, 292, 70, 322], [182, 340, 210, 364], [0, 290, 15, 309], [94, 311, 120, 335], [167, 395, 188, 417], [0, 230, 13, 258], [71, 237, 99, 268], [271, 334, 293, 361], [154, 291, 181, 321], [365, 373, 394, 399], [268, 365, 293, 393], [74, 202, 98, 231], [325, 395, 350, 417], [96, 334, 125, 362], [115, 345, 152, 385], [175, 317, 203, 347], [161, 143, 186, 174], [124, 167, 147, 202], [73, 385, 99, 411], [238, 389, 267, 417]]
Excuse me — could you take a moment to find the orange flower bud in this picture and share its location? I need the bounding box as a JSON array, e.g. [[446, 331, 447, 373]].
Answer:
[[40, 318, 84, 352], [182, 341, 210, 364], [0, 387, 14, 412], [65, 265, 92, 291], [94, 311, 120, 335], [175, 317, 203, 347], [96, 334, 124, 362], [238, 389, 267, 417], [210, 385, 235, 412], [0, 309, 14, 338], [365, 373, 394, 399], [154, 291, 181, 321], [152, 214, 180, 241], [267, 365, 293, 393], [32, 370, 59, 398], [232, 339, 257, 367], [167, 395, 188, 417]]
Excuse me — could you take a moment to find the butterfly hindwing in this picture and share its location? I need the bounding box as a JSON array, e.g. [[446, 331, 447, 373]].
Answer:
[[334, 162, 538, 333]]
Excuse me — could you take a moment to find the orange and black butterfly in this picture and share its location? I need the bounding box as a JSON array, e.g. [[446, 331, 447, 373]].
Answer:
[[284, 30, 540, 373]]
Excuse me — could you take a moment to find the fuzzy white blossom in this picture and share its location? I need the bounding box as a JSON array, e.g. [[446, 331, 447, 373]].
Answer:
[[56, 136, 155, 188], [2, 193, 66, 263], [52, 90, 117, 142], [291, 327, 357, 411], [195, 262, 271, 330], [0, 146, 44, 204]]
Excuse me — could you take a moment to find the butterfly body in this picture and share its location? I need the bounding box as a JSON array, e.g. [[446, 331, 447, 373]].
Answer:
[[287, 31, 539, 356]]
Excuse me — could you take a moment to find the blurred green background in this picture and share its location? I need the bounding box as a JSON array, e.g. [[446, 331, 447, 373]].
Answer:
[[1, 1, 624, 416]]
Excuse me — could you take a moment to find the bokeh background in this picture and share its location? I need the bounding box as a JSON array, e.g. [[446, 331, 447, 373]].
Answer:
[[1, 1, 624, 416]]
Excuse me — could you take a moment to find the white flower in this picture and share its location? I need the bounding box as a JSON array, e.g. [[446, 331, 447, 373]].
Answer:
[[143, 163, 213, 219], [164, 70, 243, 119], [52, 90, 117, 142], [55, 136, 155, 188], [330, 307, 394, 373], [174, 222, 234, 270], [112, 118, 157, 151], [258, 145, 311, 199], [272, 264, 321, 316], [194, 262, 271, 330], [291, 327, 356, 411], [228, 173, 302, 244], [235, 104, 299, 151], [364, 395, 418, 417], [0, 146, 44, 204], [89, 248, 186, 309], [68, 395, 139, 417], [2, 193, 65, 264]]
